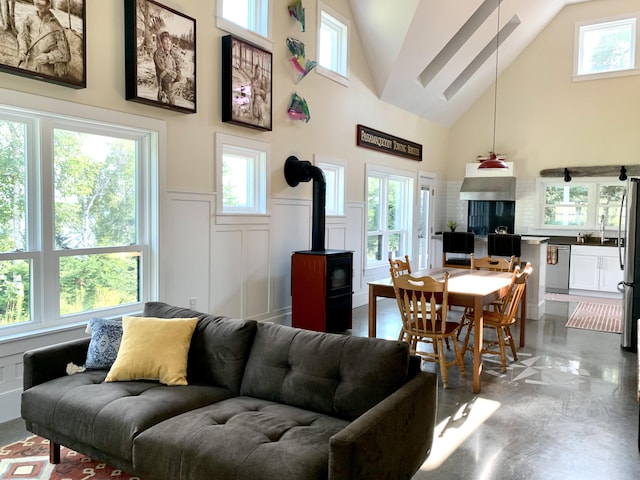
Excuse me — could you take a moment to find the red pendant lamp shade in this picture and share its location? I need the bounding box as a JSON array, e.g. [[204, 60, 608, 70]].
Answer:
[[478, 153, 508, 169]]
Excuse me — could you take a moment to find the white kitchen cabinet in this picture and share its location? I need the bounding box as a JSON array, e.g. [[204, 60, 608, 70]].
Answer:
[[569, 245, 623, 293]]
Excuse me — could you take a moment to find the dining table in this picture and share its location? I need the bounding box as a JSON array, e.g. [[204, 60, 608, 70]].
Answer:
[[368, 267, 524, 393]]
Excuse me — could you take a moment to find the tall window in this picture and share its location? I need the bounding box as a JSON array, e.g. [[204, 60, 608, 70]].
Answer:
[[215, 132, 269, 218], [317, 1, 350, 86], [217, 0, 272, 49], [0, 104, 157, 335], [574, 15, 639, 80], [316, 160, 345, 216], [367, 167, 413, 268]]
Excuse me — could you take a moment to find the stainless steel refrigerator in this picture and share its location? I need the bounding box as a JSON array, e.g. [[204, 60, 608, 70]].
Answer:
[[619, 177, 639, 352]]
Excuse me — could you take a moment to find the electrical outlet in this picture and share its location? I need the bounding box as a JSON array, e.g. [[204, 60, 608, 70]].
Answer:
[[189, 297, 197, 309]]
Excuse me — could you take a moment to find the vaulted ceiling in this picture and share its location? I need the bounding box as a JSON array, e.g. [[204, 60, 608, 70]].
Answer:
[[349, 0, 595, 127]]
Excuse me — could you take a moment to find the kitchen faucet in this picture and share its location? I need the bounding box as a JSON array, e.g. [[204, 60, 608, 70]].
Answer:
[[600, 214, 606, 244]]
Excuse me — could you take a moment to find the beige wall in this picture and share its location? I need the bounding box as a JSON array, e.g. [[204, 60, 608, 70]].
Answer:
[[449, 0, 640, 181], [0, 0, 448, 202]]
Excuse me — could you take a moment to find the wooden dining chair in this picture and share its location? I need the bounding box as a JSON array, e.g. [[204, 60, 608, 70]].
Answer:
[[391, 271, 465, 388], [470, 253, 515, 272], [389, 255, 412, 278], [389, 256, 413, 342], [458, 253, 516, 341], [389, 256, 449, 348], [462, 262, 533, 372]]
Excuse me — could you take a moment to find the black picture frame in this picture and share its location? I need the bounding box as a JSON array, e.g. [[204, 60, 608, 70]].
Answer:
[[0, 0, 86, 89], [222, 35, 272, 131], [124, 0, 196, 113]]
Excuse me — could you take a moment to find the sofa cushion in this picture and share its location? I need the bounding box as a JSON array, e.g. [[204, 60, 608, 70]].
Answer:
[[240, 323, 411, 420], [133, 396, 350, 480], [85, 317, 122, 369], [21, 371, 234, 464], [143, 302, 257, 394], [105, 316, 198, 386]]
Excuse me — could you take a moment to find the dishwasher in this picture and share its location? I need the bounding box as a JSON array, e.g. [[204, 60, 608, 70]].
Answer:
[[545, 244, 571, 293]]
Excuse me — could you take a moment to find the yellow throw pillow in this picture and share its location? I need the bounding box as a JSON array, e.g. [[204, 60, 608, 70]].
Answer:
[[105, 316, 198, 386]]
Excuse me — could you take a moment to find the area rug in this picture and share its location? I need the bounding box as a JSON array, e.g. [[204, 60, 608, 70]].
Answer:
[[565, 302, 623, 333], [0, 436, 141, 480], [545, 292, 623, 305]]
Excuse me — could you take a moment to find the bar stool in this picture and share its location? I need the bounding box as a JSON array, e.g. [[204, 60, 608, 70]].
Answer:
[[442, 232, 474, 269], [488, 233, 521, 265]]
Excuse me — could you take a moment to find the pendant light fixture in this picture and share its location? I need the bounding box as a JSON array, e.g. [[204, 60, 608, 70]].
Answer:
[[479, 0, 508, 169]]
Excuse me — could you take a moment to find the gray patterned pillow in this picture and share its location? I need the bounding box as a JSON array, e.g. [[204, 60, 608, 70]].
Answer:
[[85, 317, 123, 369]]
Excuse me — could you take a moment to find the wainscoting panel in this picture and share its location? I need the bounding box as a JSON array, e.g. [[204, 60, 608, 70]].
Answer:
[[270, 199, 312, 316], [346, 202, 366, 306], [244, 228, 271, 319], [164, 193, 213, 312], [211, 229, 244, 318]]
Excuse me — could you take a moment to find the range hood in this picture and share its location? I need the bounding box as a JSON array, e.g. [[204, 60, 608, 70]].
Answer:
[[460, 176, 516, 201]]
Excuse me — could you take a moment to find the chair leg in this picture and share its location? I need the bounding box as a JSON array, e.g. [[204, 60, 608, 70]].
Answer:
[[452, 334, 465, 374], [437, 338, 449, 388], [505, 326, 518, 362], [496, 327, 508, 373], [461, 318, 474, 356]]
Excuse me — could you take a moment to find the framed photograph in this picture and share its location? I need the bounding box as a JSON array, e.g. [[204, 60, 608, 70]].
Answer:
[[124, 0, 196, 113], [0, 0, 86, 89], [222, 35, 272, 131]]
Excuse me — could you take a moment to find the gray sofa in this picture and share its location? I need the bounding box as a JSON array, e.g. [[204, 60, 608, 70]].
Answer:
[[21, 302, 437, 480]]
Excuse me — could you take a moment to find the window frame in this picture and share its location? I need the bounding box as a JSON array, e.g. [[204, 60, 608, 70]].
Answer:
[[537, 177, 625, 231], [315, 156, 345, 217], [573, 13, 640, 82], [216, 0, 273, 51], [317, 1, 350, 86], [366, 165, 414, 270], [215, 132, 270, 224], [0, 90, 161, 339]]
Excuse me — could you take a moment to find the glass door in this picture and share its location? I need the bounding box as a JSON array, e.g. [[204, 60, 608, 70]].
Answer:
[[417, 176, 434, 269]]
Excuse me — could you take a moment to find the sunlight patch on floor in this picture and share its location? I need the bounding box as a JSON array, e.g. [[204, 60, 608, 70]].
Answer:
[[419, 397, 501, 471]]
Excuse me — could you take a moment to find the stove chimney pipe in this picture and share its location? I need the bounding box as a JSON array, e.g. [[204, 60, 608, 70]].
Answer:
[[284, 156, 326, 251]]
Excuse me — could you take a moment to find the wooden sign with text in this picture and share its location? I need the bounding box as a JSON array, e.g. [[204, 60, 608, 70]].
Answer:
[[356, 125, 422, 161]]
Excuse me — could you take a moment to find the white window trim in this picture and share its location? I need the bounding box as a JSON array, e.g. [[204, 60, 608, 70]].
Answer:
[[317, 1, 350, 87], [314, 155, 346, 217], [215, 132, 271, 225], [365, 164, 414, 270], [216, 0, 273, 52], [573, 13, 640, 82], [536, 177, 624, 231], [0, 88, 163, 340]]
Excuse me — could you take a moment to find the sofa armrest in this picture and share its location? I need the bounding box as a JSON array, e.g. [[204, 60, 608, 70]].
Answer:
[[329, 371, 437, 480], [23, 338, 90, 390]]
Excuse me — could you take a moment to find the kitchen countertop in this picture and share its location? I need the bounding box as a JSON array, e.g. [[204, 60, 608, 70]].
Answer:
[[432, 233, 549, 244], [432, 233, 621, 247], [545, 236, 622, 247]]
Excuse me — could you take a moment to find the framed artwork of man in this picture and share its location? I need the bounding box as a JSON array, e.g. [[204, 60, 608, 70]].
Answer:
[[221, 35, 273, 131], [0, 0, 86, 88], [124, 0, 196, 113]]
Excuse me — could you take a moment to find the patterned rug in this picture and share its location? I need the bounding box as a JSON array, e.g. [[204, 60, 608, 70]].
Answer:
[[0, 436, 141, 480], [565, 302, 623, 333]]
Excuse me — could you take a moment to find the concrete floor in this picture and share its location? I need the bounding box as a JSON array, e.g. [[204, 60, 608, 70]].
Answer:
[[352, 297, 640, 480], [1, 297, 638, 479]]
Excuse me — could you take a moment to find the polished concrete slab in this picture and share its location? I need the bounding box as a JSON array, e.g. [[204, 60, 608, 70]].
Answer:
[[352, 297, 640, 480], [1, 298, 638, 479]]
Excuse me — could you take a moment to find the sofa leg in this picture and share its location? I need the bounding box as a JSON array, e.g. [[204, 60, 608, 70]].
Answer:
[[50, 442, 61, 464]]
